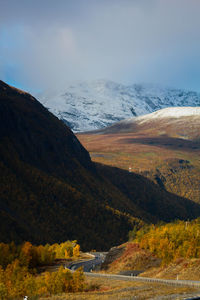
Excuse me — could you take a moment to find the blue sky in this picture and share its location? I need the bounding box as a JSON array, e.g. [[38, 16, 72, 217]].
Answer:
[[1, 0, 200, 93]]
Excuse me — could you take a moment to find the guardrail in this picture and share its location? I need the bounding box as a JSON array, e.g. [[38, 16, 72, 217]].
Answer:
[[83, 272, 200, 288]]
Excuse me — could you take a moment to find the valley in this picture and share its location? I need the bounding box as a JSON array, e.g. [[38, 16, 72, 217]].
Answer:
[[77, 107, 200, 203]]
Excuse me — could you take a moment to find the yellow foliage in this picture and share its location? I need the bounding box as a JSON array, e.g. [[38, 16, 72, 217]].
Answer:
[[0, 240, 82, 298], [0, 282, 7, 300], [73, 244, 80, 257], [72, 267, 85, 292], [64, 249, 71, 259], [0, 263, 85, 299], [133, 218, 200, 264]]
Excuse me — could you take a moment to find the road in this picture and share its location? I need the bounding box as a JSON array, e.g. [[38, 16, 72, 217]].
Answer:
[[66, 253, 200, 289], [67, 252, 105, 272], [83, 272, 200, 288], [67, 255, 200, 288]]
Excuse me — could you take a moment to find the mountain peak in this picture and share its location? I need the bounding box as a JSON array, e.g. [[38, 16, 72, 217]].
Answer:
[[39, 80, 200, 132]]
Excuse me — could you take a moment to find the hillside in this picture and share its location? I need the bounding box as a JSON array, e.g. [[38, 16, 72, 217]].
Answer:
[[1, 81, 200, 250], [39, 80, 200, 131], [95, 107, 200, 140], [0, 80, 137, 250], [101, 242, 161, 274], [102, 219, 200, 281], [78, 107, 200, 203]]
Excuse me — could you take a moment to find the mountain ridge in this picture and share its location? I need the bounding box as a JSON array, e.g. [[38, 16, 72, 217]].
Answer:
[[92, 106, 200, 141], [38, 79, 200, 132]]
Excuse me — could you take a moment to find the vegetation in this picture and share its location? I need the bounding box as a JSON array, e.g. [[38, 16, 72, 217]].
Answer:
[[144, 158, 200, 204], [102, 242, 160, 274], [39, 277, 199, 300], [0, 240, 84, 299], [0, 264, 85, 299], [141, 257, 200, 281], [102, 219, 200, 281], [0, 80, 143, 250], [96, 163, 200, 223], [0, 240, 80, 270], [77, 120, 200, 204], [132, 218, 200, 264]]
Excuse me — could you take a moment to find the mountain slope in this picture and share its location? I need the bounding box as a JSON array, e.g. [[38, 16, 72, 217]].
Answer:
[[1, 81, 200, 250], [95, 107, 200, 140], [0, 80, 138, 249], [78, 107, 200, 203], [39, 80, 200, 131]]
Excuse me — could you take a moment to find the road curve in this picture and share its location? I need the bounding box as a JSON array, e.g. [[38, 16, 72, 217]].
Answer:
[[67, 253, 200, 289], [67, 253, 104, 272]]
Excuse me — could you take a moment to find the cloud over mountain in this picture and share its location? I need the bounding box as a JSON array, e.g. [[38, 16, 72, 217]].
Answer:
[[1, 0, 200, 92]]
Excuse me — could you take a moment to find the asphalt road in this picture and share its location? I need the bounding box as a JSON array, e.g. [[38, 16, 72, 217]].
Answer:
[[67, 253, 200, 289], [67, 252, 105, 272]]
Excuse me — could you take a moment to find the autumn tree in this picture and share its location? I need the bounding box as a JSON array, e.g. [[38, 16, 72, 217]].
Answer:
[[73, 244, 80, 257]]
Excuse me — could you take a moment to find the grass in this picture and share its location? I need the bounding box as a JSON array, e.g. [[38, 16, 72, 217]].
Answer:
[[39, 277, 199, 299], [77, 133, 200, 203], [142, 258, 200, 281]]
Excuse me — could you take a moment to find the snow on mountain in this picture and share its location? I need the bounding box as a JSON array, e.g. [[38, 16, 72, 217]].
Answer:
[[123, 107, 200, 124], [38, 80, 200, 132], [98, 107, 200, 142]]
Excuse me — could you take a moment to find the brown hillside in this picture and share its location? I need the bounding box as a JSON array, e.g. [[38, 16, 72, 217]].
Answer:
[[0, 80, 139, 250], [101, 242, 161, 274], [77, 109, 200, 203]]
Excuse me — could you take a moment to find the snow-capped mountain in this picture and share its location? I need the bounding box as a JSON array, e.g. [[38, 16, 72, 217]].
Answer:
[[97, 107, 200, 141], [124, 107, 200, 124], [38, 80, 200, 132]]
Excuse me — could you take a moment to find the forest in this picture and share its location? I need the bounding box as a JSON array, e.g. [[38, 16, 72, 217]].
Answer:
[[131, 218, 200, 264], [0, 240, 84, 299]]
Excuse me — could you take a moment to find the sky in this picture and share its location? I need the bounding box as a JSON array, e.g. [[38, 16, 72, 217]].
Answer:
[[0, 0, 200, 93]]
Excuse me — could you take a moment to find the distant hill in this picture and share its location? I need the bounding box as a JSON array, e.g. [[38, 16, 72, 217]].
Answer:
[[95, 107, 200, 141], [78, 107, 200, 204], [38, 79, 200, 131], [1, 81, 200, 250]]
